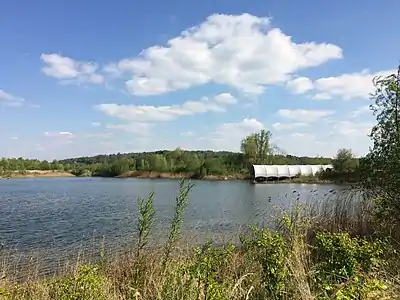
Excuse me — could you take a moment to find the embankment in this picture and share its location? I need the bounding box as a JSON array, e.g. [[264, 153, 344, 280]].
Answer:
[[117, 171, 249, 181], [116, 171, 335, 183]]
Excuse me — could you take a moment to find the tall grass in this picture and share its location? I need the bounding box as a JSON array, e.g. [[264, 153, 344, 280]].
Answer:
[[309, 186, 376, 237], [0, 180, 399, 299]]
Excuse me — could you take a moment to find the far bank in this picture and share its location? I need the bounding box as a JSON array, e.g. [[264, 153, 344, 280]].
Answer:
[[1, 170, 356, 185], [0, 170, 75, 179], [115, 171, 340, 184]]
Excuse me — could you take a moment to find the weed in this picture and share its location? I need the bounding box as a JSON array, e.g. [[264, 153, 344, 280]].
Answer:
[[131, 192, 156, 294], [161, 179, 194, 272]]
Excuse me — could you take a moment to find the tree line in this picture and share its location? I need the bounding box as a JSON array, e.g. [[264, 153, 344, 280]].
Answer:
[[1, 147, 339, 178]]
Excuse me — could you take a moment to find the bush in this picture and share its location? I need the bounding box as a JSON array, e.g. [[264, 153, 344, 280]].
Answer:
[[314, 232, 386, 299], [187, 242, 235, 300], [49, 265, 107, 300], [241, 226, 289, 299]]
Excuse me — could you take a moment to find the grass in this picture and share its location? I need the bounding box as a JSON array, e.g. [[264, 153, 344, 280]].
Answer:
[[1, 180, 400, 299]]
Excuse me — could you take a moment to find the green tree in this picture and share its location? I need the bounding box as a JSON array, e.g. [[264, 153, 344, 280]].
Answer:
[[241, 134, 257, 164], [148, 154, 168, 172], [183, 153, 201, 173], [240, 129, 274, 164], [332, 148, 357, 173], [361, 65, 400, 220]]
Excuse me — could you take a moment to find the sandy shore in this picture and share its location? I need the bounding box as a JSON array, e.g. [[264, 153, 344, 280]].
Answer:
[[1, 170, 75, 179]]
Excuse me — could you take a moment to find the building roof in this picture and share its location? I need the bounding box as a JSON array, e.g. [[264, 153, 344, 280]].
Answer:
[[252, 164, 333, 178]]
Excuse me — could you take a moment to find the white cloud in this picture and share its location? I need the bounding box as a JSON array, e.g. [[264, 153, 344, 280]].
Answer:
[[82, 132, 113, 139], [104, 13, 342, 95], [312, 69, 396, 100], [44, 131, 75, 138], [0, 90, 25, 107], [333, 121, 373, 137], [287, 69, 396, 100], [180, 131, 195, 136], [214, 93, 237, 105], [312, 93, 332, 100], [351, 105, 371, 118], [95, 93, 236, 122], [105, 123, 154, 135], [272, 122, 308, 130], [214, 118, 264, 135], [277, 109, 334, 122], [199, 118, 264, 151], [286, 77, 313, 94], [10, 136, 19, 140], [41, 53, 104, 84], [290, 132, 316, 139], [91, 122, 101, 127]]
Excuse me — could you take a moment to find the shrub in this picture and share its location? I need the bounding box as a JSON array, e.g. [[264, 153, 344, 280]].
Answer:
[[314, 232, 386, 299], [49, 265, 107, 300], [187, 241, 235, 300], [241, 226, 289, 299]]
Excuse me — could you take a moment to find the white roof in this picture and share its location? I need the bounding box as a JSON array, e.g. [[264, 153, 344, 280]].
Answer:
[[252, 164, 333, 178]]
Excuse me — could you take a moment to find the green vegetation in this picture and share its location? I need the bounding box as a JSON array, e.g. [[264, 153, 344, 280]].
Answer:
[[1, 142, 336, 180], [2, 66, 400, 298], [318, 148, 360, 183], [0, 158, 66, 177], [60, 147, 333, 179]]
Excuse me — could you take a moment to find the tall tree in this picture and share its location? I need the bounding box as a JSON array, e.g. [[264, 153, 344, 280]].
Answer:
[[332, 148, 357, 173], [241, 134, 258, 164], [361, 65, 400, 218], [241, 129, 274, 164]]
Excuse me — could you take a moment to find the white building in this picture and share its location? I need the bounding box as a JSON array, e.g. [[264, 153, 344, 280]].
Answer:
[[252, 164, 333, 180]]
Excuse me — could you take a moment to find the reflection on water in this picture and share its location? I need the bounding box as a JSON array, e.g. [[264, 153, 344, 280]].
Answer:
[[0, 177, 338, 276]]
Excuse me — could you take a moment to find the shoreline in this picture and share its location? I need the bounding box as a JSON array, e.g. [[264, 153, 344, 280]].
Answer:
[[115, 170, 249, 181], [117, 171, 337, 184], [1, 170, 345, 184], [0, 170, 75, 179]]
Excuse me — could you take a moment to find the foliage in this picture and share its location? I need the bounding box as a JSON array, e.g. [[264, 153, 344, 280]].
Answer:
[[136, 192, 156, 257], [241, 226, 290, 299], [0, 288, 9, 299], [332, 148, 358, 173], [314, 232, 385, 299], [316, 148, 359, 183], [187, 241, 235, 300], [130, 192, 156, 292], [361, 66, 400, 223], [241, 129, 275, 165], [49, 265, 107, 300]]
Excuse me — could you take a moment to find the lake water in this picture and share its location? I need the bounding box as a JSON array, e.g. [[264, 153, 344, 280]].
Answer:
[[0, 177, 339, 276]]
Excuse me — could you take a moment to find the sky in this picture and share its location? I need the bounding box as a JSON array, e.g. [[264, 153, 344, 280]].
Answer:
[[1, 0, 399, 160]]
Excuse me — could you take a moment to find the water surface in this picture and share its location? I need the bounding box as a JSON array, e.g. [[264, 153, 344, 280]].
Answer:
[[0, 177, 338, 275]]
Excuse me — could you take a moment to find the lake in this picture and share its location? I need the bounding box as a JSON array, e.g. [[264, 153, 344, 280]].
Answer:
[[0, 177, 339, 276]]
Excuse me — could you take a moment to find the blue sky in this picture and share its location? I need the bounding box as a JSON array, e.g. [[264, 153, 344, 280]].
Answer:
[[1, 0, 399, 159]]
